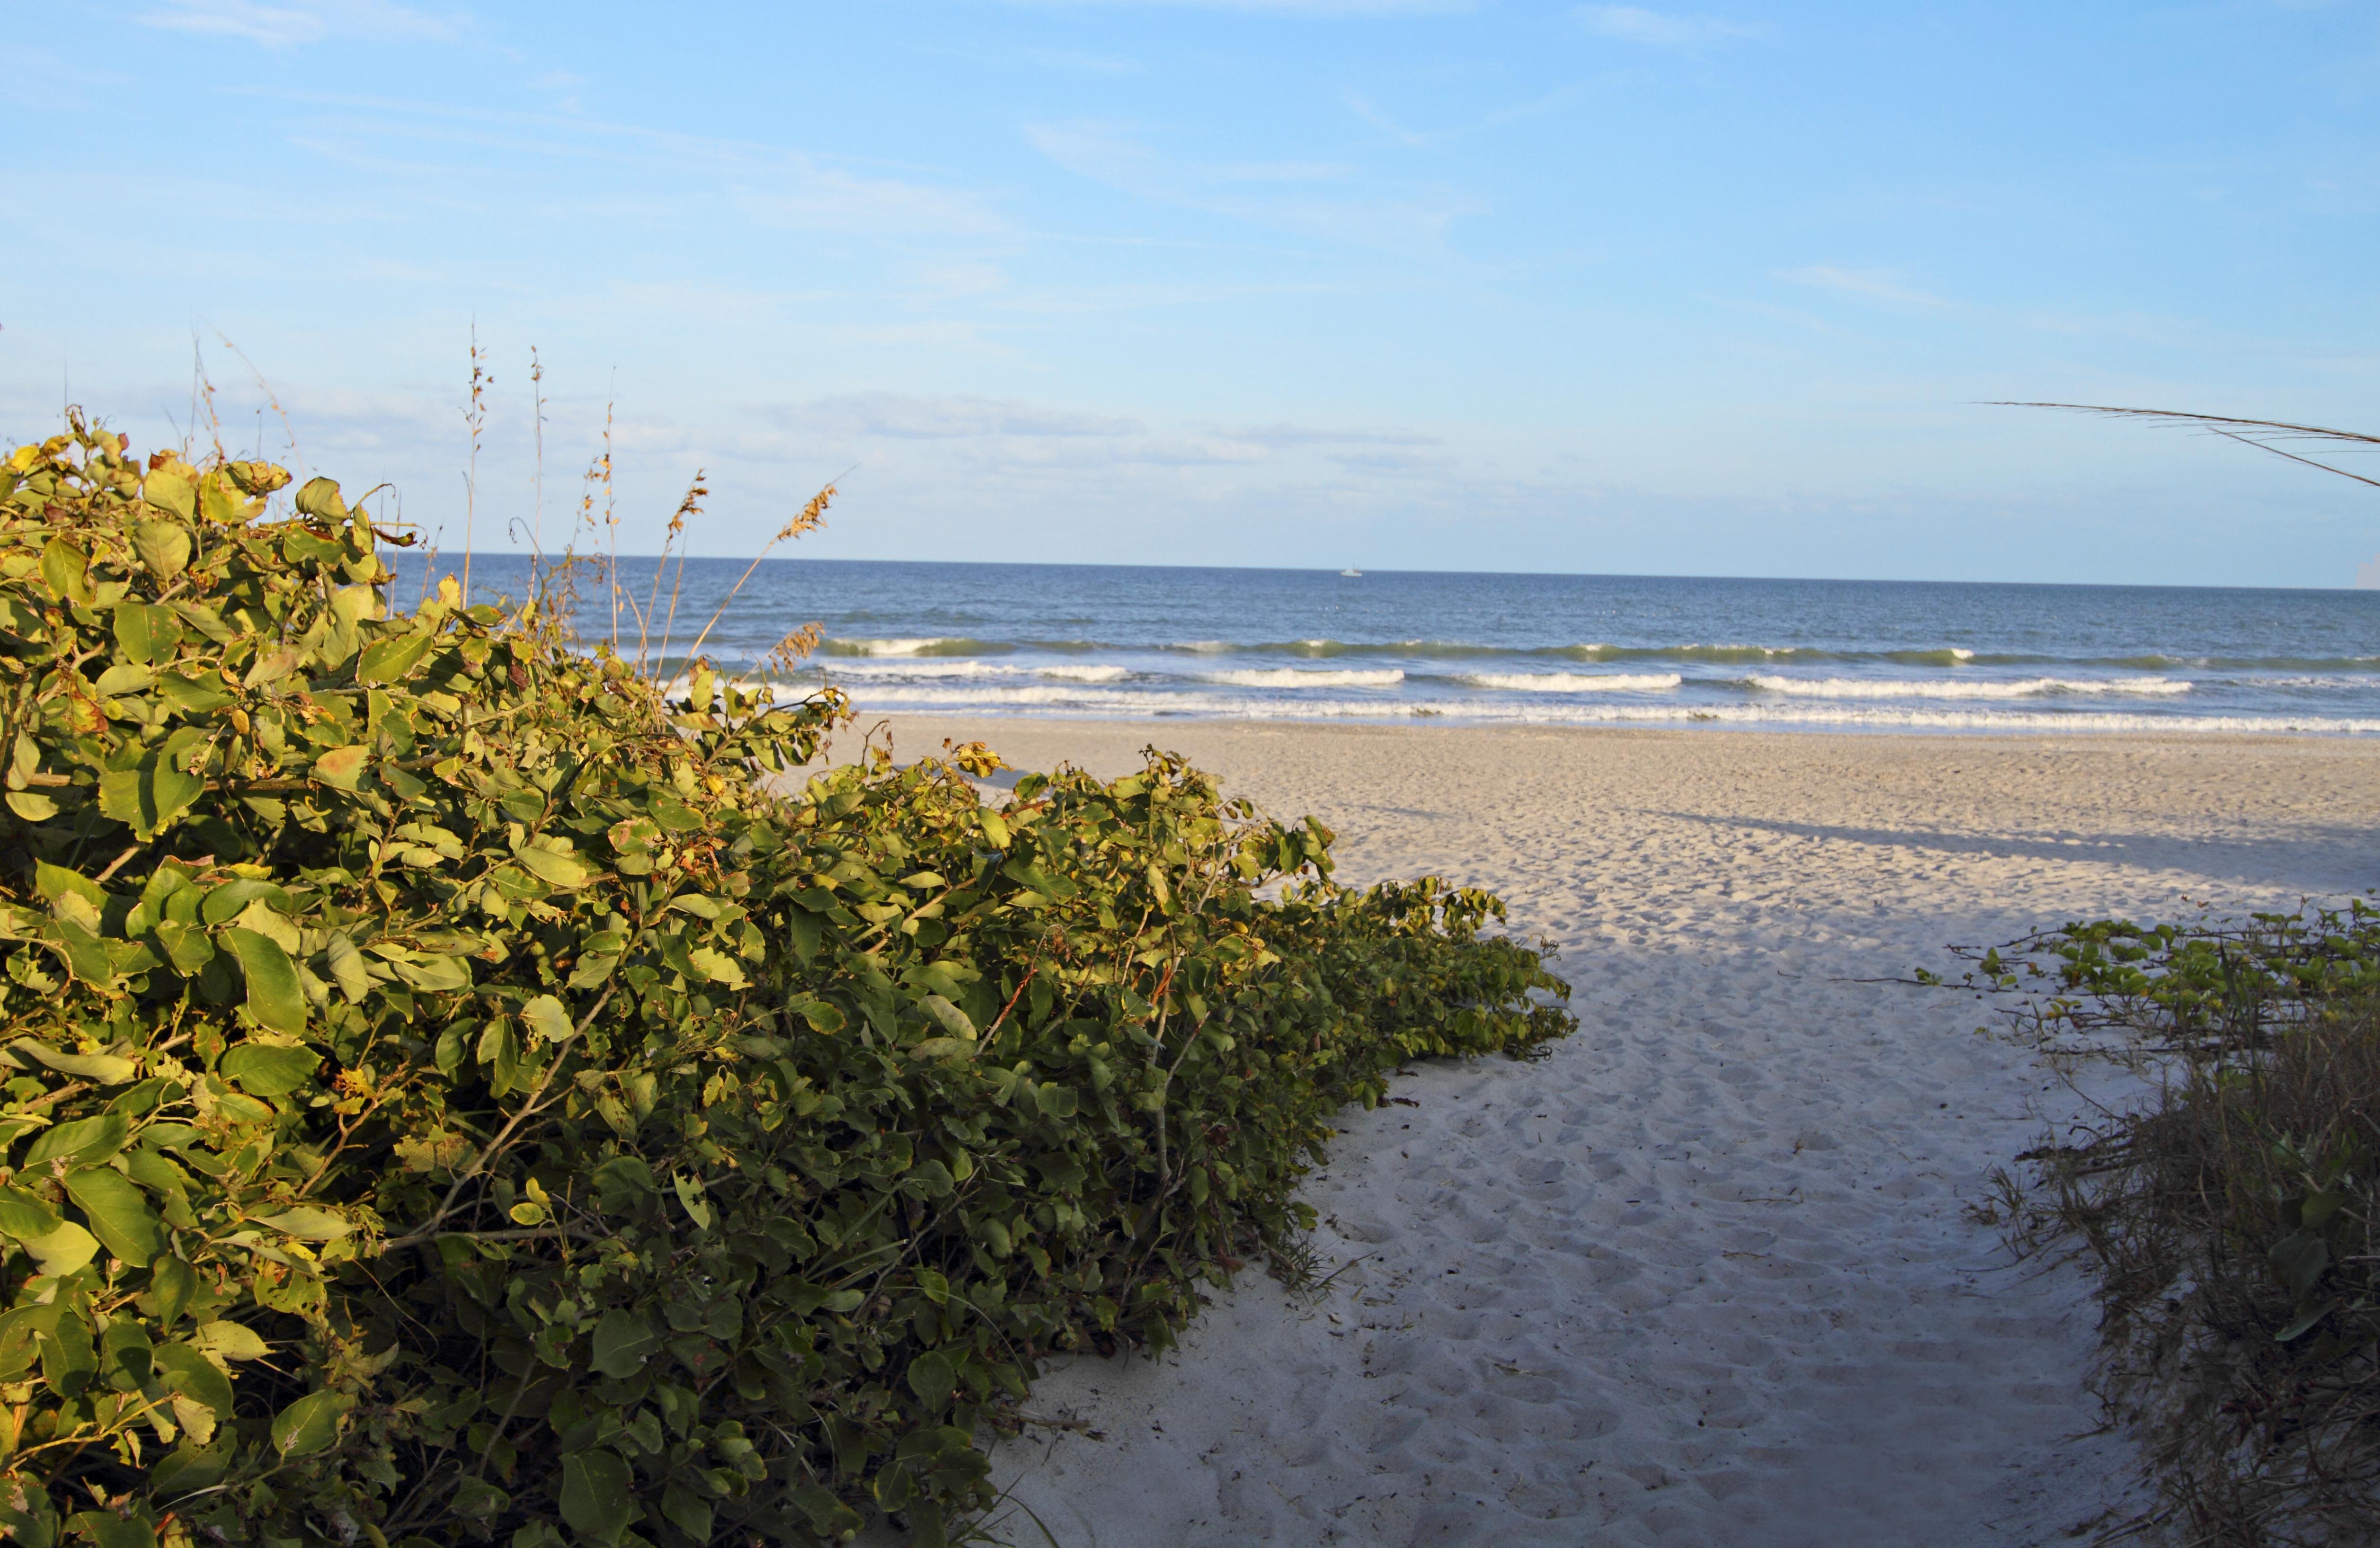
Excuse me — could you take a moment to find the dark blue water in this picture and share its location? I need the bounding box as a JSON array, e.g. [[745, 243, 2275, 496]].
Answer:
[[391, 554, 2380, 734]]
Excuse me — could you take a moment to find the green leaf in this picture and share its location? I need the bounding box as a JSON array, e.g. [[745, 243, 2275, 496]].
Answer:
[[589, 1309, 662, 1378], [199, 877, 293, 926], [132, 518, 192, 581], [113, 603, 158, 665], [2271, 1231, 2329, 1299], [10, 1041, 138, 1085], [217, 1041, 319, 1097], [906, 1350, 957, 1410], [5, 790, 58, 823], [311, 744, 368, 790], [187, 1321, 269, 1361], [921, 994, 976, 1041], [151, 1342, 234, 1418], [293, 476, 346, 520], [672, 1174, 713, 1231], [512, 845, 589, 889], [149, 1441, 227, 1498], [40, 539, 92, 605], [34, 861, 108, 913], [222, 928, 308, 1036], [685, 946, 747, 988], [62, 1166, 164, 1266], [148, 1254, 197, 1329], [559, 1450, 636, 1547], [659, 1484, 714, 1543], [96, 754, 203, 841], [152, 919, 215, 975], [521, 994, 573, 1045], [270, 1388, 353, 1457], [476, 1020, 519, 1092], [155, 672, 231, 712], [67, 1512, 154, 1548], [22, 1113, 130, 1167], [355, 632, 433, 685], [325, 932, 369, 1000], [15, 1219, 99, 1276], [2277, 1300, 2337, 1343], [395, 954, 473, 994], [142, 468, 197, 520], [241, 644, 303, 689], [252, 1207, 352, 1240]]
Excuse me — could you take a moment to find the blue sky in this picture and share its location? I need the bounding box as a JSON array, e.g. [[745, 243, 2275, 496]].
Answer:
[[7, 1, 2377, 585]]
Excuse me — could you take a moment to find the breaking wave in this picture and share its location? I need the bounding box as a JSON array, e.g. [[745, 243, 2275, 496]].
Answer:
[[1454, 672, 1683, 692], [1744, 675, 2194, 700], [1203, 668, 1406, 689]]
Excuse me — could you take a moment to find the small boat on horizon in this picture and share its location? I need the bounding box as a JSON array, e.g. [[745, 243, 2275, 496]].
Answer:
[[1341, 567, 1362, 578]]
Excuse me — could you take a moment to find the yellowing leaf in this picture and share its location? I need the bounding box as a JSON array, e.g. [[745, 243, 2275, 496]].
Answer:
[[312, 744, 368, 791]]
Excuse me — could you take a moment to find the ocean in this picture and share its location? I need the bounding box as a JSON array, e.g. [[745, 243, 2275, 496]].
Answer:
[[394, 554, 2380, 736]]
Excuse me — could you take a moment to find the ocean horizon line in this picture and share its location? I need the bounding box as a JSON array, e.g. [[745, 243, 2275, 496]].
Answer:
[[392, 551, 2380, 600]]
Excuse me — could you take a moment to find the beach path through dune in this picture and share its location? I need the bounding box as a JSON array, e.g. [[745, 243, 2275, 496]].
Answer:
[[856, 723, 2380, 1548]]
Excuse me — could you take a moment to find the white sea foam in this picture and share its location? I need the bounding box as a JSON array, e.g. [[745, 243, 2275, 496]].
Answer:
[[836, 680, 2380, 735], [1458, 672, 1683, 692], [1040, 664, 1130, 683], [1204, 668, 1406, 689], [825, 659, 1021, 679], [824, 637, 971, 657], [1746, 675, 2193, 700]]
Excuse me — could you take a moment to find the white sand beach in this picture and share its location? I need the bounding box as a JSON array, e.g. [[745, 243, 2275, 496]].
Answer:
[[848, 721, 2380, 1548]]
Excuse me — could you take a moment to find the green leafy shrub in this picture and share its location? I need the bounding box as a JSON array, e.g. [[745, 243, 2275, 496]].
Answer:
[[1952, 908, 2380, 1545], [0, 419, 1574, 1548]]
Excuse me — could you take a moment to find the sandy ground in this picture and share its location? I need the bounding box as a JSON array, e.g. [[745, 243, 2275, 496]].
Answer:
[[843, 721, 2380, 1548]]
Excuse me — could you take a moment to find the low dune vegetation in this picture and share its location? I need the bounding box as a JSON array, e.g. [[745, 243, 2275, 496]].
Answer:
[[1953, 909, 2380, 1546], [0, 419, 1573, 1548]]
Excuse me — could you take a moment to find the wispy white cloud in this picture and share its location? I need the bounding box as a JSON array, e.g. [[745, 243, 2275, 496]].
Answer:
[[723, 393, 1469, 490], [239, 90, 1009, 241], [1777, 265, 1949, 309], [731, 171, 1006, 238], [0, 47, 128, 108], [137, 0, 462, 48], [1028, 121, 1478, 255], [1578, 5, 1767, 47], [770, 393, 1142, 442]]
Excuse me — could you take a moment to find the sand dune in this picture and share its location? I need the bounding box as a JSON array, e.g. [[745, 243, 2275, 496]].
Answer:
[[844, 722, 2380, 1547]]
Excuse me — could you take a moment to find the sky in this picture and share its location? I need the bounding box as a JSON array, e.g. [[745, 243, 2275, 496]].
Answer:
[[5, 0, 2378, 586]]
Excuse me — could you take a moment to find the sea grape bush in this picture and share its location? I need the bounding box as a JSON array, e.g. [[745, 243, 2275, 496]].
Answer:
[[0, 420, 1574, 1548]]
